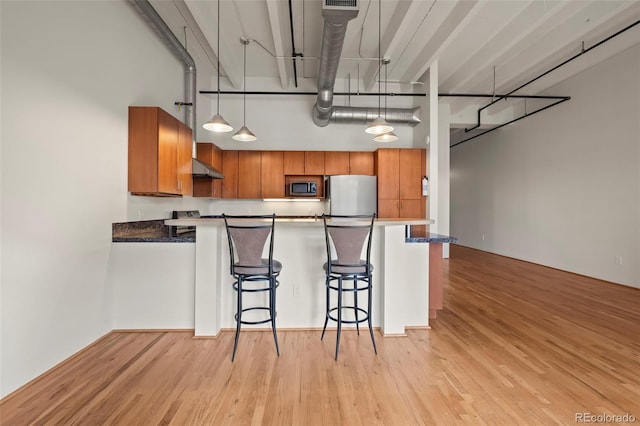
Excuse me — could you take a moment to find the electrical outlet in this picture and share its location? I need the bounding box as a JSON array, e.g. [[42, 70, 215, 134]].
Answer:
[[615, 255, 623, 265]]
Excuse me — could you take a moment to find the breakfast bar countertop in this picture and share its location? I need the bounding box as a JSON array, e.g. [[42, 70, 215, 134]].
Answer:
[[112, 216, 458, 244]]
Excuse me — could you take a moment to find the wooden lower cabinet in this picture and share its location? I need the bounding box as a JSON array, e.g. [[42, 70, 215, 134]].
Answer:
[[378, 199, 424, 218]]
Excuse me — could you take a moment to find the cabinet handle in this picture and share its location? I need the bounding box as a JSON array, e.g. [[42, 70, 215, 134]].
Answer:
[[177, 180, 182, 190]]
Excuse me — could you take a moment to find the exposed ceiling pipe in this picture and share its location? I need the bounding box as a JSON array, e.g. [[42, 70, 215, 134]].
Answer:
[[312, 1, 420, 128], [312, 2, 359, 127], [127, 0, 197, 151], [331, 106, 421, 126]]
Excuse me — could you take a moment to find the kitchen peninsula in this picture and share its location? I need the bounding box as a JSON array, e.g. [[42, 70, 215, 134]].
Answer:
[[164, 216, 435, 337]]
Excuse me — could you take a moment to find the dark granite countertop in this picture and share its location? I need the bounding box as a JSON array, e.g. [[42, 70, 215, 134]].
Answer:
[[112, 219, 195, 243], [405, 233, 457, 244]]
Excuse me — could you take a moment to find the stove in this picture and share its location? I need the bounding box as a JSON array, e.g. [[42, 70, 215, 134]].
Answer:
[[169, 210, 200, 237]]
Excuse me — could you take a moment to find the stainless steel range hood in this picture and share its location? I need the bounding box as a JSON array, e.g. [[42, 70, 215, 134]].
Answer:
[[192, 158, 224, 179]]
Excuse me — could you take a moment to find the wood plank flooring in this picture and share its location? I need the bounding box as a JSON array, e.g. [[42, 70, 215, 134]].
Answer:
[[2, 245, 639, 425]]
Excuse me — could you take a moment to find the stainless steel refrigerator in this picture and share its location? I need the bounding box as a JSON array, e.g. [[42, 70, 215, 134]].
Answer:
[[326, 175, 377, 216]]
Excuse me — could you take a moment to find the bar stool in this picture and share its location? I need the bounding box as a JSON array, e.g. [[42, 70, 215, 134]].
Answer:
[[321, 214, 377, 360], [223, 214, 281, 361]]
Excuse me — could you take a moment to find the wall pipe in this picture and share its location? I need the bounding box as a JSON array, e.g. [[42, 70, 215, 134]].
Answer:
[[465, 19, 640, 133], [452, 96, 571, 147], [128, 0, 197, 149]]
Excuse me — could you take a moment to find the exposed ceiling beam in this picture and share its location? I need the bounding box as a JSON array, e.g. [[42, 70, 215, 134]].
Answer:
[[265, 0, 291, 89], [400, 0, 481, 84], [185, 0, 243, 89]]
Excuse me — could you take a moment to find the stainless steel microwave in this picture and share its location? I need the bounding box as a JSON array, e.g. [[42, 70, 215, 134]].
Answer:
[[289, 181, 317, 196]]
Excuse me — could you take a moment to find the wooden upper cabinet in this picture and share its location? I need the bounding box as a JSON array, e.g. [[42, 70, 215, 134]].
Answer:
[[221, 150, 239, 198], [304, 151, 325, 175], [324, 151, 350, 175], [349, 152, 374, 175], [375, 148, 427, 219], [284, 151, 305, 175], [261, 151, 285, 198], [177, 121, 193, 196], [399, 149, 426, 200], [238, 151, 262, 198], [128, 106, 191, 196], [193, 143, 222, 198], [375, 148, 400, 200]]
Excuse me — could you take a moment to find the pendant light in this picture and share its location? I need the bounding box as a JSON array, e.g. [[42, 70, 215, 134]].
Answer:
[[232, 38, 257, 142], [365, 0, 393, 135], [373, 58, 398, 142], [203, 0, 233, 133]]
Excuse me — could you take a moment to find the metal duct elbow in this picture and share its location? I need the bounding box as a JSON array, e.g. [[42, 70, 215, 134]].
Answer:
[[313, 3, 359, 127]]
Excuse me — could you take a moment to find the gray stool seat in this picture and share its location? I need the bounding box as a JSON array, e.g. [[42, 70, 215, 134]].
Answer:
[[323, 261, 373, 274], [234, 259, 282, 275]]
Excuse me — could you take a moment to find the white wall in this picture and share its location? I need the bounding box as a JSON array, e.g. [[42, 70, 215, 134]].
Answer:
[[450, 43, 640, 288], [0, 0, 217, 397]]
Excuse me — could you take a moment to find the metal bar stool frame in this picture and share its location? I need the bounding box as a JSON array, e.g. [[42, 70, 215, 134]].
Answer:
[[321, 214, 377, 360], [223, 214, 281, 361]]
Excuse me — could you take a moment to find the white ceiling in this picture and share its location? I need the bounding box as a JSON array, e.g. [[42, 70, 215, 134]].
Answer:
[[151, 0, 640, 140]]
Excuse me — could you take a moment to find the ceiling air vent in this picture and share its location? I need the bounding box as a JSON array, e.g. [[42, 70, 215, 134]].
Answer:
[[323, 0, 358, 12]]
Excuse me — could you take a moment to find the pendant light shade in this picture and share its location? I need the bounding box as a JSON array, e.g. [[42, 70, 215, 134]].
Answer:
[[366, 116, 393, 135], [203, 0, 232, 133], [373, 131, 398, 143], [232, 125, 257, 142], [203, 114, 233, 132], [232, 37, 257, 142]]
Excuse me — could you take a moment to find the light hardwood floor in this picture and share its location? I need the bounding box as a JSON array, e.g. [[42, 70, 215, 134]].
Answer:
[[2, 245, 639, 425]]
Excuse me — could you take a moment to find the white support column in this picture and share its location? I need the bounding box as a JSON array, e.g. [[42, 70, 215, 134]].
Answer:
[[428, 60, 439, 235]]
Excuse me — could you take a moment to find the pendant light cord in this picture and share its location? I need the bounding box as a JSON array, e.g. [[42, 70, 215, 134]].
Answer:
[[243, 41, 247, 125], [377, 0, 381, 117], [217, 0, 221, 114]]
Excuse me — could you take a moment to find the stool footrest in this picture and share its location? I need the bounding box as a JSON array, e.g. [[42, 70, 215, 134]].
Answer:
[[235, 306, 274, 325], [326, 306, 370, 324]]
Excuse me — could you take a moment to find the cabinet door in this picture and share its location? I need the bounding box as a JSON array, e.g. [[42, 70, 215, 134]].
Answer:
[[399, 199, 424, 218], [304, 151, 325, 175], [157, 108, 179, 194], [378, 199, 399, 218], [324, 151, 349, 175], [284, 151, 305, 175], [261, 151, 284, 198], [222, 150, 239, 198], [177, 121, 193, 195], [375, 149, 399, 200], [238, 151, 262, 198], [349, 152, 374, 175], [399, 149, 424, 200]]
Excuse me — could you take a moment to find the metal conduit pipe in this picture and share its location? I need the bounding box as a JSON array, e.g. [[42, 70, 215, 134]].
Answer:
[[330, 106, 421, 126], [128, 0, 198, 149], [312, 6, 358, 127]]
